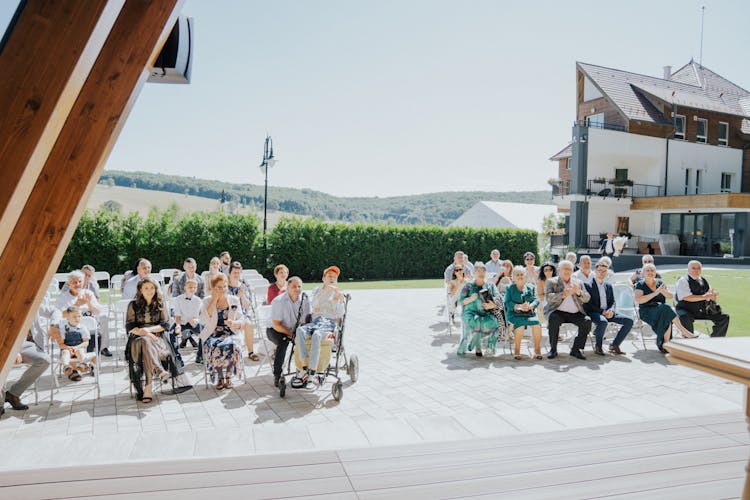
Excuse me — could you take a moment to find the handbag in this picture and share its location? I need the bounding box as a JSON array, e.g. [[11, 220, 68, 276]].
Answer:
[[704, 300, 722, 316]]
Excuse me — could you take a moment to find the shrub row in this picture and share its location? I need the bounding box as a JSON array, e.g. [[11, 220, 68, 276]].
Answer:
[[60, 209, 538, 281]]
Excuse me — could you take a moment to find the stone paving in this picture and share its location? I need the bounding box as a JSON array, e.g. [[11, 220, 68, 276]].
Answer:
[[0, 287, 743, 471]]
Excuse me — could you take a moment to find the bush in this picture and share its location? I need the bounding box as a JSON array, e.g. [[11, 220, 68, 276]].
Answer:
[[267, 218, 537, 281]]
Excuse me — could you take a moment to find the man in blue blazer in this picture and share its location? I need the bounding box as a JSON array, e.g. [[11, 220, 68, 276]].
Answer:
[[584, 258, 633, 355]]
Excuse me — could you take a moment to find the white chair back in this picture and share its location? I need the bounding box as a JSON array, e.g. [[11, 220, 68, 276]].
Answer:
[[159, 268, 180, 283], [148, 273, 164, 284], [54, 272, 70, 284], [48, 278, 59, 297], [93, 271, 110, 285], [242, 270, 262, 281], [79, 316, 98, 332], [256, 305, 273, 329], [110, 274, 125, 290], [253, 285, 269, 305]]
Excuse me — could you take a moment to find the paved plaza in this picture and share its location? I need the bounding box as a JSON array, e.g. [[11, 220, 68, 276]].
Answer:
[[0, 287, 745, 473]]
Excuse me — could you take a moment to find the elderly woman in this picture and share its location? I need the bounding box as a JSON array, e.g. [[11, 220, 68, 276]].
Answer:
[[204, 256, 222, 295], [634, 263, 696, 352], [56, 270, 111, 357], [126, 277, 192, 403], [200, 273, 244, 390], [505, 266, 543, 360], [458, 262, 502, 357], [267, 264, 289, 304]]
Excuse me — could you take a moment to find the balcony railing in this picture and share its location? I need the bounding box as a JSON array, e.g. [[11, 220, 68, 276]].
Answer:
[[550, 234, 569, 247], [574, 120, 627, 133], [551, 179, 570, 196], [586, 179, 664, 198]]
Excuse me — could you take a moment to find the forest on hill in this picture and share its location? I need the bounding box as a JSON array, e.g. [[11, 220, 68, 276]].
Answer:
[[100, 170, 552, 226]]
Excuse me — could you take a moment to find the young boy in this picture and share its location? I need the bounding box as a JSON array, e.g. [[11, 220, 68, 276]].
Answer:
[[57, 306, 94, 381], [173, 278, 203, 362]]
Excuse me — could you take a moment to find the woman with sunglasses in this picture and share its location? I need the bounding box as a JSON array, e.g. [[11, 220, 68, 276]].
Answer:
[[522, 252, 538, 284], [447, 265, 468, 323], [536, 262, 557, 304]]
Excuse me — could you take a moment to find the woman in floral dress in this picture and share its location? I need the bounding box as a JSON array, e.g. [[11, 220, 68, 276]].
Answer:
[[458, 262, 502, 356], [199, 273, 244, 390]]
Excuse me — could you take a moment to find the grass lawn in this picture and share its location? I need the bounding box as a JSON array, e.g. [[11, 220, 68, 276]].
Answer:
[[659, 269, 749, 338]]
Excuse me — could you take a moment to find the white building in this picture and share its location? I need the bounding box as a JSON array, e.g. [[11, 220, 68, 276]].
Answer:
[[550, 61, 750, 257], [450, 201, 556, 232]]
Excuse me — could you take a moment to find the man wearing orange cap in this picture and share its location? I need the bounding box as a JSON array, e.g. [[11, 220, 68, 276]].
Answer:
[[292, 266, 345, 387]]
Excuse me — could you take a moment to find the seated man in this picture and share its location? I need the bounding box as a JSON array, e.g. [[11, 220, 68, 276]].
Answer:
[[55, 270, 111, 357], [173, 278, 203, 363], [485, 249, 502, 276], [57, 306, 95, 381], [2, 293, 56, 416], [122, 258, 152, 301], [293, 266, 345, 387], [572, 255, 593, 283], [584, 258, 633, 355], [543, 260, 592, 360], [171, 257, 205, 298], [445, 251, 474, 283], [269, 277, 311, 388], [675, 260, 730, 337]]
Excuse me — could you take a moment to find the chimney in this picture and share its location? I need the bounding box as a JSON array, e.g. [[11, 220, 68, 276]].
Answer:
[[663, 65, 672, 80]]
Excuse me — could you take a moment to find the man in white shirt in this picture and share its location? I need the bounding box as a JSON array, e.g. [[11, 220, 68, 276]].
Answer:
[[675, 260, 730, 337], [572, 255, 593, 283], [600, 232, 615, 257], [584, 258, 633, 355], [122, 258, 152, 300], [485, 249, 501, 276], [269, 277, 311, 387]]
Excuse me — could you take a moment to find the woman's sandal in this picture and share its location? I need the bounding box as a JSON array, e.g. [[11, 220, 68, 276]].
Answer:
[[248, 352, 260, 361], [141, 389, 153, 404], [69, 370, 81, 381], [216, 379, 225, 390], [475, 351, 483, 357], [535, 354, 543, 360], [514, 354, 522, 360], [223, 378, 233, 390]]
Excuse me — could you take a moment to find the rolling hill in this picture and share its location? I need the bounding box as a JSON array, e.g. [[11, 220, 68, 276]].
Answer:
[[98, 170, 553, 226]]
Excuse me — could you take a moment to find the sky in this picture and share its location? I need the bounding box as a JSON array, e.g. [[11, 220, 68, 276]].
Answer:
[[3, 0, 750, 197]]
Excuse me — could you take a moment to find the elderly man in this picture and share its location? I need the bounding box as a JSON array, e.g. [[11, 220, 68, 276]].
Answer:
[[269, 277, 311, 388], [675, 260, 730, 337], [543, 260, 592, 359], [485, 249, 502, 276], [572, 255, 593, 283], [2, 293, 56, 416], [584, 258, 633, 355], [56, 270, 112, 357], [122, 258, 152, 300], [293, 266, 345, 387], [171, 257, 205, 298], [444, 251, 474, 282], [565, 251, 579, 271]]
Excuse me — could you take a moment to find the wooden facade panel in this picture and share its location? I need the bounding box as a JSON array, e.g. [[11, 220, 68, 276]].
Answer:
[[0, 0, 182, 383], [632, 193, 750, 211], [743, 148, 750, 193]]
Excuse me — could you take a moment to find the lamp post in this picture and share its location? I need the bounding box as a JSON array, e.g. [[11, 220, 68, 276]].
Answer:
[[259, 135, 277, 262]]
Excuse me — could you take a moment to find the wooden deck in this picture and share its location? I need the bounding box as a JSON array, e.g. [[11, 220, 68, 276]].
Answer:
[[0, 412, 746, 500]]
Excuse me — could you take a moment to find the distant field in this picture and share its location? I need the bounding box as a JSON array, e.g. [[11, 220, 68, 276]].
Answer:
[[88, 185, 294, 226]]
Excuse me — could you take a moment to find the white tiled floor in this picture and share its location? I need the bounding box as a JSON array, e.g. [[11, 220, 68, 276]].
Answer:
[[0, 288, 743, 471]]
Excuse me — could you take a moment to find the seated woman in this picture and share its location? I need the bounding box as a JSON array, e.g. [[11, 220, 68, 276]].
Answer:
[[227, 261, 259, 361], [446, 264, 468, 323], [505, 266, 543, 360], [634, 263, 696, 353], [126, 277, 192, 403], [204, 256, 222, 295], [492, 259, 513, 292], [267, 264, 289, 304], [199, 273, 244, 390], [458, 262, 502, 357], [536, 261, 556, 304]]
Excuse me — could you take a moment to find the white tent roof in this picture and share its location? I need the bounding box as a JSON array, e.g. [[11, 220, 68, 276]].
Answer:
[[449, 201, 556, 232]]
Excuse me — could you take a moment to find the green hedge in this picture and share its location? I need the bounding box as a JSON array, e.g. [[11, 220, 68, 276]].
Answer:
[[60, 210, 537, 280], [60, 209, 262, 274], [267, 218, 537, 281]]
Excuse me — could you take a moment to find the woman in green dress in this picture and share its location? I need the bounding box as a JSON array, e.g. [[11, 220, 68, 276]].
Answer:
[[505, 266, 543, 360], [458, 262, 501, 356], [634, 263, 696, 352]]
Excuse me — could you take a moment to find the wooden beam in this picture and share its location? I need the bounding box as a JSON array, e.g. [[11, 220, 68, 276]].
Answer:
[[0, 0, 183, 384], [0, 0, 125, 257]]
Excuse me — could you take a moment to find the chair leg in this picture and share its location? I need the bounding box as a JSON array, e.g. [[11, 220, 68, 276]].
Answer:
[[255, 332, 274, 377]]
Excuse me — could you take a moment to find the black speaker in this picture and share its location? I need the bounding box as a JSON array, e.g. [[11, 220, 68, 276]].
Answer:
[[148, 16, 193, 84]]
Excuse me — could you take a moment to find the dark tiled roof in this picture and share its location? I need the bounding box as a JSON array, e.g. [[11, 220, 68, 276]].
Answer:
[[578, 61, 750, 133], [549, 143, 572, 161]]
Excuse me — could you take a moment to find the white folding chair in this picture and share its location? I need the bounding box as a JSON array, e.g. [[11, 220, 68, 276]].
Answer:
[[48, 316, 101, 400], [253, 305, 274, 376], [53, 272, 70, 284], [113, 299, 132, 367], [159, 268, 180, 284], [47, 278, 59, 298], [613, 283, 652, 350]]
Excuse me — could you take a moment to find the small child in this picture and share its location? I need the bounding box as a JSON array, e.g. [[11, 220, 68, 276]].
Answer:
[[173, 278, 203, 362], [57, 306, 94, 381]]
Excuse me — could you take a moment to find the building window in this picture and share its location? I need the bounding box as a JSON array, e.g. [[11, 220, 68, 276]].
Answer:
[[673, 114, 686, 140], [721, 172, 732, 193], [696, 117, 708, 143], [586, 112, 604, 127], [684, 168, 691, 195], [718, 122, 729, 146], [616, 216, 629, 234], [565, 159, 571, 170], [695, 169, 702, 194], [615, 169, 628, 182]]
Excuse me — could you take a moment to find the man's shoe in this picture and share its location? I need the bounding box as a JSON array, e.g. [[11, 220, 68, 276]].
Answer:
[[594, 345, 605, 356], [188, 337, 198, 348], [100, 348, 112, 357], [570, 349, 587, 360], [179, 339, 188, 349], [5, 392, 29, 411], [609, 344, 624, 355], [195, 356, 203, 364], [274, 376, 280, 388], [547, 350, 558, 359]]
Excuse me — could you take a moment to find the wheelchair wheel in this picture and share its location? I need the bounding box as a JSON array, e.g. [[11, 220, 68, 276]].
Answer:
[[347, 354, 359, 383], [332, 381, 343, 401], [279, 378, 286, 398]]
